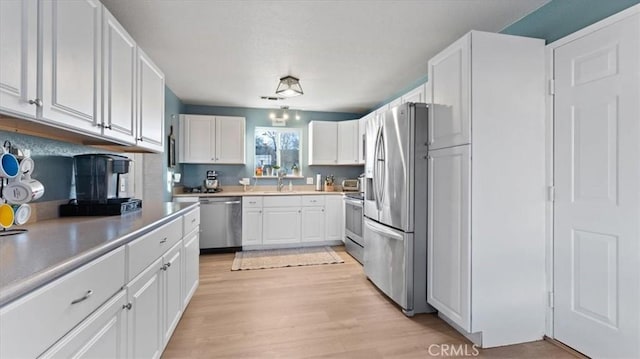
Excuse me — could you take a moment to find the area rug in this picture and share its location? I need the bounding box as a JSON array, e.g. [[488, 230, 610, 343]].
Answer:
[[231, 246, 344, 271]]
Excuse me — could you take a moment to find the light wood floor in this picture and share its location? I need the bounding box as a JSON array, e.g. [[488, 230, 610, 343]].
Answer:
[[163, 247, 576, 358]]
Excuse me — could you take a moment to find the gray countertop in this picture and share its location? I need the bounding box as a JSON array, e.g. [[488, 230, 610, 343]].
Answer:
[[0, 201, 199, 307]]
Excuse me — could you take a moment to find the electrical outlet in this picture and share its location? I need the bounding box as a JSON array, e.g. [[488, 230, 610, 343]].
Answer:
[[306, 177, 314, 185], [120, 178, 126, 192]]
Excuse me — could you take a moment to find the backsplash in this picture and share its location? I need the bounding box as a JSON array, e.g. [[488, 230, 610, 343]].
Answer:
[[0, 130, 119, 202]]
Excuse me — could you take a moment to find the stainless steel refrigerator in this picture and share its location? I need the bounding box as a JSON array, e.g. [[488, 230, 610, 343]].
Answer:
[[363, 102, 433, 316]]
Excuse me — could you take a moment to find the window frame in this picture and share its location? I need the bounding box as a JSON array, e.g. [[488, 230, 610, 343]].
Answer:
[[254, 126, 303, 177]]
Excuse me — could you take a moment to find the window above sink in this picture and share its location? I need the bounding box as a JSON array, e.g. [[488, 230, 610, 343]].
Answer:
[[254, 127, 302, 177]]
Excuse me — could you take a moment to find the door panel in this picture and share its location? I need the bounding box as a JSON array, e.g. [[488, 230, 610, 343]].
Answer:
[[216, 116, 245, 163], [184, 115, 215, 162], [41, 0, 102, 133], [379, 105, 410, 232], [137, 48, 164, 152], [0, 0, 37, 118], [553, 12, 639, 358], [428, 34, 470, 150], [263, 208, 301, 244], [102, 7, 136, 144], [427, 145, 471, 331], [363, 218, 412, 311]]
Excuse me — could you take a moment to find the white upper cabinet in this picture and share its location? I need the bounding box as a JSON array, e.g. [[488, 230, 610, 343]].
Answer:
[[179, 114, 245, 164], [358, 115, 367, 164], [427, 34, 471, 150], [102, 7, 137, 145], [0, 0, 37, 119], [309, 120, 360, 165], [337, 120, 359, 164], [215, 116, 246, 163], [136, 48, 165, 152], [401, 84, 426, 104], [308, 121, 338, 165], [41, 0, 103, 135], [0, 0, 166, 153]]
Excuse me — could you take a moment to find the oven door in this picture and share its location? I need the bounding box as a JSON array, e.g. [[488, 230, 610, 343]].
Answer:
[[344, 197, 363, 246]]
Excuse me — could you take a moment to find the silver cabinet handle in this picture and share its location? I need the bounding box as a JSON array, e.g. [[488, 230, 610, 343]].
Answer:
[[28, 98, 43, 107], [160, 237, 167, 244], [161, 264, 168, 271], [191, 218, 196, 223], [123, 302, 132, 310], [71, 290, 93, 305], [166, 262, 171, 268]]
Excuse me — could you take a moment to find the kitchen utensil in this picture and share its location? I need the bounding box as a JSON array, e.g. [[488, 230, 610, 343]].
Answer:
[[12, 203, 31, 225], [2, 178, 45, 204], [0, 203, 14, 228], [0, 147, 19, 179]]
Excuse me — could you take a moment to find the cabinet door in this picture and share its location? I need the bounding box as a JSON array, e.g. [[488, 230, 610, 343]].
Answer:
[[325, 196, 345, 242], [137, 47, 164, 152], [263, 207, 301, 244], [308, 121, 338, 165], [215, 116, 246, 164], [182, 229, 200, 307], [428, 34, 471, 150], [163, 241, 183, 347], [0, 0, 37, 118], [242, 208, 263, 247], [40, 290, 127, 359], [181, 115, 215, 163], [337, 120, 359, 164], [41, 0, 102, 134], [401, 84, 426, 104], [358, 116, 367, 164], [427, 145, 471, 331], [301, 206, 325, 242], [102, 7, 136, 144], [127, 257, 163, 359]]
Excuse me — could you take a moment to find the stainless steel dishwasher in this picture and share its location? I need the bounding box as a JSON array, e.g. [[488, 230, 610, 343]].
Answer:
[[199, 197, 242, 251]]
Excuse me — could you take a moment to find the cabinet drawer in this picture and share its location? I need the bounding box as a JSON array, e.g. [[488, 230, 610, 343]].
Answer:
[[263, 195, 301, 207], [243, 196, 263, 208], [183, 207, 200, 235], [302, 195, 325, 206], [127, 217, 183, 281], [0, 246, 126, 359]]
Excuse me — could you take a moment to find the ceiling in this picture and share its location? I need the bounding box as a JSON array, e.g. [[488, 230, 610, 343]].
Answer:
[[101, 0, 550, 114]]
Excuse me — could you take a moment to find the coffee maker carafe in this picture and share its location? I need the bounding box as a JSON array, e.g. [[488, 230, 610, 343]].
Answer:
[[204, 170, 219, 192], [74, 154, 131, 203]]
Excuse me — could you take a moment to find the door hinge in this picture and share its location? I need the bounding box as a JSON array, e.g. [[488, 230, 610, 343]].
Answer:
[[547, 186, 555, 202], [548, 79, 555, 96], [548, 291, 554, 308]]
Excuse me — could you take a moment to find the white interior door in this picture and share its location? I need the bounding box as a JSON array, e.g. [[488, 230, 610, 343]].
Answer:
[[553, 12, 640, 358]]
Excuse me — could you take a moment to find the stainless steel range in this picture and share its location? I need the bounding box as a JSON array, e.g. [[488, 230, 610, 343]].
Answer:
[[344, 191, 364, 264]]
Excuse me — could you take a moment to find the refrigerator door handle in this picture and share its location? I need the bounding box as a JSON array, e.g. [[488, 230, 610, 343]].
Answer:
[[365, 218, 404, 241], [372, 126, 383, 210]]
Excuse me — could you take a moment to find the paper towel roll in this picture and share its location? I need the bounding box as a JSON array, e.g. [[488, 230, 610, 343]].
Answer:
[[315, 174, 322, 191]]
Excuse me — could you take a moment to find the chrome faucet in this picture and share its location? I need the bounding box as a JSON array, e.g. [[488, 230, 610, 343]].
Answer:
[[277, 171, 286, 192]]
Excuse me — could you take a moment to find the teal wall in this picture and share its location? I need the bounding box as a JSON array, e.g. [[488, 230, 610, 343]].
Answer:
[[502, 0, 640, 43], [180, 105, 364, 188], [163, 86, 185, 200]]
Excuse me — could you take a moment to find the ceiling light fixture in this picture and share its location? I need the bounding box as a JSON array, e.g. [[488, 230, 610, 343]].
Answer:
[[275, 76, 304, 97]]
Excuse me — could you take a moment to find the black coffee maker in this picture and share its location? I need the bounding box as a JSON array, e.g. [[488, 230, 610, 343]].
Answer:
[[60, 154, 142, 216]]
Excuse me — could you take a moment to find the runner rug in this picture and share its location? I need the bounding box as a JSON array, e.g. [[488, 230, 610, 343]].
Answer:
[[231, 246, 344, 271]]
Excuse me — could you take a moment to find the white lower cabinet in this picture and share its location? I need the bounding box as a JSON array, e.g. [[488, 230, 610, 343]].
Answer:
[[163, 241, 183, 347], [263, 207, 302, 245], [242, 195, 344, 249], [126, 257, 163, 359], [301, 206, 325, 242], [182, 228, 200, 307], [325, 195, 344, 242], [40, 289, 128, 359], [0, 209, 200, 359], [0, 246, 126, 359]]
